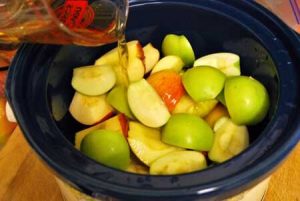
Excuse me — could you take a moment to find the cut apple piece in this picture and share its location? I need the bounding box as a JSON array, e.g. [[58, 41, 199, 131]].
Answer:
[[224, 76, 270, 125], [194, 53, 241, 76], [95, 40, 145, 82], [151, 55, 184, 74], [208, 117, 249, 163], [69, 92, 113, 125], [71, 65, 116, 96], [95, 48, 119, 66], [127, 79, 170, 128], [75, 114, 128, 149], [127, 57, 145, 82], [147, 70, 185, 112], [0, 98, 17, 148], [150, 151, 207, 175], [204, 103, 229, 128], [107, 85, 134, 119], [127, 41, 145, 82], [95, 40, 144, 66], [182, 66, 226, 101], [162, 113, 214, 151], [143, 43, 160, 73], [80, 129, 130, 170], [172, 95, 218, 117], [128, 121, 181, 166], [126, 156, 149, 174], [127, 40, 145, 61], [162, 34, 195, 66]]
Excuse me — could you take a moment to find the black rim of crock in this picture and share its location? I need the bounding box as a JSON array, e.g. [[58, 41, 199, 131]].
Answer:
[[6, 0, 300, 199]]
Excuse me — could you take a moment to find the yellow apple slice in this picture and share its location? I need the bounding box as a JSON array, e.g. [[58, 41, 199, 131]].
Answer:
[[172, 95, 218, 117], [151, 55, 184, 74], [194, 53, 240, 76], [208, 117, 249, 163], [127, 41, 145, 82], [127, 79, 170, 128], [126, 156, 149, 174], [69, 92, 113, 125], [128, 121, 181, 166], [127, 57, 145, 82], [143, 43, 160, 73], [150, 150, 207, 175], [71, 65, 116, 96], [95, 48, 119, 66], [75, 114, 128, 149]]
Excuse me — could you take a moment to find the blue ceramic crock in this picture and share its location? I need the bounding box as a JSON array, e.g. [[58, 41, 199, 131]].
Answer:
[[5, 0, 300, 200]]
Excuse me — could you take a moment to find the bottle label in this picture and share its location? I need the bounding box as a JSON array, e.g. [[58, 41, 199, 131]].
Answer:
[[55, 0, 95, 29]]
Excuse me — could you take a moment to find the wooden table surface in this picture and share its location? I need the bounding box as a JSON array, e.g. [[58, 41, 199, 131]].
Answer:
[[0, 127, 299, 201]]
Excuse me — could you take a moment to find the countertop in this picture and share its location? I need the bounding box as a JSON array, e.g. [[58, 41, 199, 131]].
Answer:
[[0, 127, 299, 201]]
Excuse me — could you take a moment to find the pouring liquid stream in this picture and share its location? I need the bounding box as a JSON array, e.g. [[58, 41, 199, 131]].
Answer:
[[116, 34, 129, 87]]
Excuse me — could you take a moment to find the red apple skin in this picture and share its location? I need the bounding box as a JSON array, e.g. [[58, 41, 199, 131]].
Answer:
[[128, 40, 146, 73], [147, 70, 185, 112], [89, 113, 128, 137], [0, 97, 17, 146], [118, 113, 129, 138], [0, 71, 7, 98], [94, 111, 114, 125], [135, 41, 145, 61]]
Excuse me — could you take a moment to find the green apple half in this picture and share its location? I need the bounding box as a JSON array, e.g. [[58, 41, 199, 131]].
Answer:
[[162, 113, 214, 151], [224, 76, 270, 125], [162, 34, 195, 66], [75, 114, 127, 149], [194, 53, 241, 76], [107, 86, 134, 119], [182, 66, 226, 101], [81, 129, 130, 170]]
